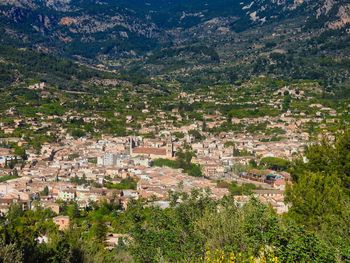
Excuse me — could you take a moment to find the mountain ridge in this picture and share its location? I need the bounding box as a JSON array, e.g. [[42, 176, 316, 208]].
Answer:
[[0, 0, 350, 92], [1, 1, 349, 50]]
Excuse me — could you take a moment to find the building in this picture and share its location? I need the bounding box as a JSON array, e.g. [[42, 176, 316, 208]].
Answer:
[[0, 148, 16, 167], [0, 198, 30, 215], [97, 153, 118, 166], [129, 137, 174, 159], [106, 233, 132, 250], [58, 189, 76, 201], [43, 202, 60, 214], [53, 215, 70, 231]]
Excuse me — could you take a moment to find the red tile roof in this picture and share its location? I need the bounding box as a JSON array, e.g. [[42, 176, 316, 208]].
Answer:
[[133, 147, 167, 156]]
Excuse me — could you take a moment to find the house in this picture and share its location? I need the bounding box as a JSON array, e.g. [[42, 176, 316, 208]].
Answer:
[[106, 233, 132, 250], [0, 148, 16, 167], [43, 202, 60, 214], [233, 195, 250, 208], [129, 137, 174, 159], [0, 198, 30, 215], [58, 189, 76, 201], [252, 189, 284, 198], [53, 215, 70, 231], [273, 179, 286, 190]]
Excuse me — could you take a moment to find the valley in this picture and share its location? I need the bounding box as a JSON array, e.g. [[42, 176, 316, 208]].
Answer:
[[0, 1, 349, 262]]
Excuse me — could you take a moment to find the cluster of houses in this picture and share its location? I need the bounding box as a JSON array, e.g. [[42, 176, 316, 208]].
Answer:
[[0, 128, 298, 219], [240, 169, 291, 190], [0, 82, 344, 242]]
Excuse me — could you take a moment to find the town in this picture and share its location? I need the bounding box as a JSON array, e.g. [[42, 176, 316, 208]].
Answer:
[[0, 79, 346, 249]]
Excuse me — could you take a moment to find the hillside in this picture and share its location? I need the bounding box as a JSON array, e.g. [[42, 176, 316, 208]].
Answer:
[[0, 0, 349, 94]]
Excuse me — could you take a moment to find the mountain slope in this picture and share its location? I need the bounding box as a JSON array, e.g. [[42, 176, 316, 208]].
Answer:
[[0, 0, 350, 92], [1, 0, 349, 59]]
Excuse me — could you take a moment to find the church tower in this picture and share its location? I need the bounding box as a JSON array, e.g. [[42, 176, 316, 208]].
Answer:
[[129, 137, 135, 155], [166, 138, 174, 158]]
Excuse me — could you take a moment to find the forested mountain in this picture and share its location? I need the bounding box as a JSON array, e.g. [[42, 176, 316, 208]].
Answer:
[[0, 0, 349, 58], [0, 0, 350, 91]]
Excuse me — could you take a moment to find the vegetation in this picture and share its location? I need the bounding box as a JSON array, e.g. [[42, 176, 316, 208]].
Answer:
[[260, 157, 290, 171], [0, 1, 349, 261], [216, 180, 260, 195], [0, 174, 19, 183], [152, 149, 203, 177], [0, 45, 108, 90], [105, 178, 137, 190]]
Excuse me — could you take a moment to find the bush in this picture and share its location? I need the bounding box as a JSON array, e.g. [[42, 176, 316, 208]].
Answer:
[[260, 157, 290, 171]]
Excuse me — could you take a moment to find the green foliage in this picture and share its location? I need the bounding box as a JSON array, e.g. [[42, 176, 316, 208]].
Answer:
[[260, 157, 290, 171], [188, 129, 204, 142], [291, 131, 350, 190], [41, 186, 49, 196], [173, 131, 185, 140], [65, 203, 80, 219], [105, 178, 137, 190], [229, 182, 257, 196], [275, 224, 336, 263], [152, 158, 178, 169], [286, 172, 348, 229], [0, 174, 19, 183], [70, 129, 86, 139], [286, 131, 350, 261], [282, 93, 291, 112], [152, 149, 203, 177], [0, 240, 23, 263], [128, 192, 338, 262], [224, 141, 235, 148], [228, 107, 280, 119], [0, 45, 105, 89], [13, 146, 27, 160], [70, 175, 88, 185], [39, 103, 65, 116]]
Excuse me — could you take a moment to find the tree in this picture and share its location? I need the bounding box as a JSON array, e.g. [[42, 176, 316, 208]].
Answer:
[[275, 224, 336, 262], [291, 131, 350, 190], [41, 186, 49, 196], [14, 146, 27, 161], [70, 129, 86, 139], [282, 92, 291, 112], [0, 241, 23, 263], [11, 168, 18, 177], [66, 203, 80, 219], [286, 172, 348, 228], [91, 219, 107, 243], [229, 182, 257, 196], [260, 157, 290, 171], [188, 129, 203, 142], [286, 131, 350, 261]]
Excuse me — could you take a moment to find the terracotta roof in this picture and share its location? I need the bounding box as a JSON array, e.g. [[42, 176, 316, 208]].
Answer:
[[0, 148, 12, 156], [274, 179, 286, 186], [133, 147, 167, 156]]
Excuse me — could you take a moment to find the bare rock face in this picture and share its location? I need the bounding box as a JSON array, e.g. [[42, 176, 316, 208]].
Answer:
[[45, 0, 72, 11], [314, 0, 350, 29], [0, 0, 71, 9], [328, 4, 350, 29], [316, 0, 335, 17]]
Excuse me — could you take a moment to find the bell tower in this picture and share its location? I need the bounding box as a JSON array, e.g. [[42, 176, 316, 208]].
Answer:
[[166, 138, 174, 158]]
